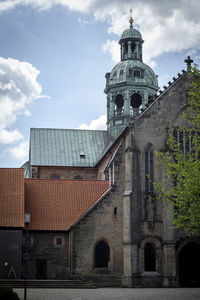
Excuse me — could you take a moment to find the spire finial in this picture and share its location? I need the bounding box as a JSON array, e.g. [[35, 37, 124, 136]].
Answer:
[[129, 8, 134, 28]]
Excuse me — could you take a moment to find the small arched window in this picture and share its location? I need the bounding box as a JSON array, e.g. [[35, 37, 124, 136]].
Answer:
[[50, 175, 60, 180], [144, 243, 156, 271], [73, 175, 83, 180], [95, 240, 110, 268]]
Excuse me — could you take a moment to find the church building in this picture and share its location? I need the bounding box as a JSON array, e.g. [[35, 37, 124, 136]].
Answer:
[[0, 17, 200, 288]]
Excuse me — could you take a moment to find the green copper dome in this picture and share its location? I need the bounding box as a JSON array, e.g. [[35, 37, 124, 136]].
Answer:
[[120, 27, 143, 41], [107, 60, 158, 89]]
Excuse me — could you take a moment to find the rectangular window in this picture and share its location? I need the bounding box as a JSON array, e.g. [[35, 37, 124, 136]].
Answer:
[[119, 70, 123, 81], [113, 71, 117, 78], [114, 207, 117, 216], [53, 236, 64, 247], [56, 237, 62, 245], [23, 235, 33, 246]]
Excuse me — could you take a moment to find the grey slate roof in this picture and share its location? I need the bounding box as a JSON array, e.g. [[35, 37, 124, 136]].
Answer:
[[30, 128, 110, 167]]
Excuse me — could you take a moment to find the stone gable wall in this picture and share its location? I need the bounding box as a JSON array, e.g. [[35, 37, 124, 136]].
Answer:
[[71, 142, 125, 277]]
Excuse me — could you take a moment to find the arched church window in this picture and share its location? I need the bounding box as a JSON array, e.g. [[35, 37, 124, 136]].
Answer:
[[144, 243, 156, 271], [115, 94, 124, 116], [173, 128, 192, 154], [73, 175, 83, 180], [95, 240, 110, 268], [131, 93, 142, 109]]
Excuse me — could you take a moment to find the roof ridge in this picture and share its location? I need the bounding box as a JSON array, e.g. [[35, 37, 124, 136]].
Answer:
[[31, 127, 107, 132]]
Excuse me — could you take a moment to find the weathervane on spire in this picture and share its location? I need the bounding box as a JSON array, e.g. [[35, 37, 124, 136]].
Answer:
[[129, 8, 134, 28]]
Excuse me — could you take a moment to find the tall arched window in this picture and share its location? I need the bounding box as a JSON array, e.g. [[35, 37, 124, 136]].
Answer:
[[144, 243, 156, 271], [145, 147, 154, 192], [95, 240, 110, 268]]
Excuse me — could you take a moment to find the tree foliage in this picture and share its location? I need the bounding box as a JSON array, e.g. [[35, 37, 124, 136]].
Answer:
[[155, 65, 200, 235]]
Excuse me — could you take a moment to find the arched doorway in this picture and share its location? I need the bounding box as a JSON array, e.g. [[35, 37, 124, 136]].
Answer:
[[144, 243, 156, 271], [95, 240, 110, 268], [178, 242, 200, 287]]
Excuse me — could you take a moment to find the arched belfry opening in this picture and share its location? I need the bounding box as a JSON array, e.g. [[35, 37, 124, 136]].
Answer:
[[178, 242, 200, 287], [144, 243, 156, 271], [130, 93, 142, 116], [95, 240, 110, 268], [131, 93, 142, 109], [115, 94, 124, 116]]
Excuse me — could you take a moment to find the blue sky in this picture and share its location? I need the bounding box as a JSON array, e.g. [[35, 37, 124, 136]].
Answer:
[[0, 0, 200, 167]]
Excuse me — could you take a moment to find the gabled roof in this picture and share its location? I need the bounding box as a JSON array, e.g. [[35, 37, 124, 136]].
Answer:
[[25, 179, 109, 231], [0, 169, 24, 228], [30, 128, 110, 167]]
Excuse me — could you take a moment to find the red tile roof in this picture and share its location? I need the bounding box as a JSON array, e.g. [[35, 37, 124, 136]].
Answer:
[[25, 179, 109, 231], [0, 168, 24, 227]]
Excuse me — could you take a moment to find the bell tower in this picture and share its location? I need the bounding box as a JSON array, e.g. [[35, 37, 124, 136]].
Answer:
[[104, 16, 159, 139]]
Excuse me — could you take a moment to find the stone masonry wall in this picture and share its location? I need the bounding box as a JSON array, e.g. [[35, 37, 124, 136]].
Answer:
[[25, 231, 69, 279], [130, 73, 189, 286], [71, 142, 125, 277], [32, 166, 97, 180]]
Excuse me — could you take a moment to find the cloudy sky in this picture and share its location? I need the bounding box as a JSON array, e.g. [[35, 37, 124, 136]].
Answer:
[[0, 0, 200, 167]]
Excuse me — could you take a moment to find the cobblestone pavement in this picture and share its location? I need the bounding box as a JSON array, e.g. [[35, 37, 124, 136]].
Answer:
[[15, 288, 200, 300]]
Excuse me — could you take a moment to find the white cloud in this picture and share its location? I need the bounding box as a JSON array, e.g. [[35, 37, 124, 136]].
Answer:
[[0, 128, 23, 144], [1, 1, 200, 64], [102, 40, 120, 63], [79, 115, 107, 130], [0, 57, 43, 162], [8, 140, 29, 162], [0, 57, 42, 145]]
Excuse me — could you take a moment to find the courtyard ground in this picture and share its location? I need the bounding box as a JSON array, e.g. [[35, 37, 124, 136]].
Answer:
[[15, 287, 200, 300]]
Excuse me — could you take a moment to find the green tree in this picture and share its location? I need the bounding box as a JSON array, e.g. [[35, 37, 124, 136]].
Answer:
[[155, 65, 200, 235]]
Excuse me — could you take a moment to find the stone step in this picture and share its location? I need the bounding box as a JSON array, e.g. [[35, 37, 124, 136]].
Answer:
[[0, 280, 97, 289], [71, 274, 122, 287]]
